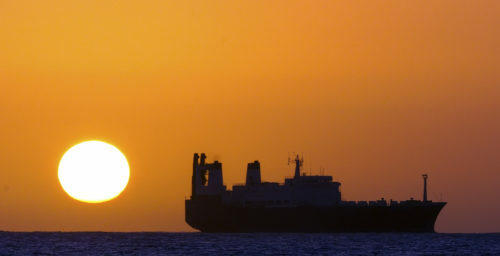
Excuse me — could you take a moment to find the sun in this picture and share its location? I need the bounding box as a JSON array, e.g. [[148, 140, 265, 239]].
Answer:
[[58, 140, 130, 203]]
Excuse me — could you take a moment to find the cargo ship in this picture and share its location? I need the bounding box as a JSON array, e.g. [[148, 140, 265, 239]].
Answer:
[[185, 153, 446, 232]]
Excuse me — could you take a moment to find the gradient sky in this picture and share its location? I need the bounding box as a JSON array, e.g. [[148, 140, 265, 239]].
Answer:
[[0, 0, 499, 232]]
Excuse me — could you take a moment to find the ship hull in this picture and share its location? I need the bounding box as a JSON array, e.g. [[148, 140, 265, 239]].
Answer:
[[185, 197, 446, 233]]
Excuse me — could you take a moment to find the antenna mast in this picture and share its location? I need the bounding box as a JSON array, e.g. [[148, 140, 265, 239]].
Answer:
[[422, 174, 428, 202], [288, 153, 303, 178]]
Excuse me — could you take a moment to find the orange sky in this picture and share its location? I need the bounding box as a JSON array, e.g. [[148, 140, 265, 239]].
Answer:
[[0, 0, 499, 232]]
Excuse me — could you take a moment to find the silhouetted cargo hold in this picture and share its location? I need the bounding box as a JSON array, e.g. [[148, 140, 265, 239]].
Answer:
[[185, 153, 446, 232]]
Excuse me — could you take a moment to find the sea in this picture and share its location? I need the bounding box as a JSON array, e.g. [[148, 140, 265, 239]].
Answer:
[[0, 232, 498, 255]]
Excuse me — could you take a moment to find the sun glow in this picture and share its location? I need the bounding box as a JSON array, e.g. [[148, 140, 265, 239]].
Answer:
[[58, 141, 130, 203]]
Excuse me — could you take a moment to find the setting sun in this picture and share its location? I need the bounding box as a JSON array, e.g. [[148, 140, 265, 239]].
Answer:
[[58, 141, 130, 203]]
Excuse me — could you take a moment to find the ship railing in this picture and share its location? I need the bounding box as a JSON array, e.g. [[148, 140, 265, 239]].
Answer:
[[340, 200, 398, 207]]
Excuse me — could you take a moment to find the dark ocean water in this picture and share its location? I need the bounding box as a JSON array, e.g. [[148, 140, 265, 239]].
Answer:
[[0, 232, 498, 255]]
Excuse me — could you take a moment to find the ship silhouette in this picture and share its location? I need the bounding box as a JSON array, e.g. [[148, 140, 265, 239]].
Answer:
[[185, 153, 446, 232]]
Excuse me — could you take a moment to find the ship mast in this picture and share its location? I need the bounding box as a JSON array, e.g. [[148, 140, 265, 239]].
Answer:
[[289, 154, 303, 178], [422, 174, 428, 202]]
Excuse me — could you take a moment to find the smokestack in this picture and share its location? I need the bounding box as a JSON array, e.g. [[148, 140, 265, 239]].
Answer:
[[246, 161, 261, 185]]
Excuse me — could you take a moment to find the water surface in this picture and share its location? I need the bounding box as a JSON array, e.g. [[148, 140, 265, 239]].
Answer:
[[0, 232, 498, 255]]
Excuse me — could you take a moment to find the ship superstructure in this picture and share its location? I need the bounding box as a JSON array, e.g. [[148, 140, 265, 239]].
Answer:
[[186, 153, 446, 232]]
